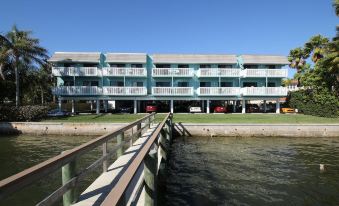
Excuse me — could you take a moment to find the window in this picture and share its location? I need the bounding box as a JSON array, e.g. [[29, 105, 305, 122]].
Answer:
[[110, 81, 124, 86], [178, 64, 189, 68], [244, 65, 258, 69], [64, 63, 76, 67], [243, 82, 257, 87], [200, 64, 211, 68], [267, 65, 276, 69], [200, 82, 211, 87], [83, 63, 98, 67], [91, 81, 99, 86], [131, 64, 143, 68], [220, 82, 232, 87], [110, 64, 125, 67], [82, 81, 91, 86], [64, 80, 74, 86], [133, 82, 143, 87], [156, 64, 170, 68], [268, 82, 276, 87], [178, 82, 189, 87], [218, 64, 233, 68], [156, 82, 171, 87]]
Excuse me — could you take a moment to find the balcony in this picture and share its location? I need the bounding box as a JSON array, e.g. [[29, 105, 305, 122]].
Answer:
[[197, 68, 240, 77], [241, 87, 288, 96], [152, 68, 194, 77], [103, 67, 146, 77], [241, 69, 288, 78], [152, 87, 193, 96], [102, 87, 147, 96], [198, 87, 240, 96], [52, 86, 102, 96], [52, 67, 98, 76]]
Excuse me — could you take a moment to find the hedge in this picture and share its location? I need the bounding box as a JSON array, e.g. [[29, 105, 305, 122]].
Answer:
[[287, 89, 339, 118], [0, 105, 48, 122]]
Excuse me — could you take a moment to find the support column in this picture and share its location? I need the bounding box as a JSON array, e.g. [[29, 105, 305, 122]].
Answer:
[[90, 100, 93, 111], [170, 100, 174, 113], [137, 100, 141, 113], [96, 99, 100, 114], [206, 100, 210, 114], [264, 100, 267, 113], [58, 98, 62, 112], [202, 100, 205, 113], [104, 100, 108, 113], [71, 100, 75, 114], [242, 99, 246, 114], [233, 100, 236, 113], [134, 100, 137, 114], [276, 98, 280, 114]]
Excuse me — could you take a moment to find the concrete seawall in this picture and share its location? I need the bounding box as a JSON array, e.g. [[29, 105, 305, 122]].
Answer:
[[1, 122, 339, 137], [0, 122, 128, 135], [175, 123, 339, 137]]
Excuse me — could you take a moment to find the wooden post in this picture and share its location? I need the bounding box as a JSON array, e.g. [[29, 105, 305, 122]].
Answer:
[[137, 122, 142, 138], [62, 160, 77, 206], [144, 148, 157, 206], [102, 142, 108, 172], [117, 133, 124, 157]]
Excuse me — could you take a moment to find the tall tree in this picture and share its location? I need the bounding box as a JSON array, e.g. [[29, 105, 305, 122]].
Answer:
[[0, 25, 48, 107], [287, 47, 309, 87]]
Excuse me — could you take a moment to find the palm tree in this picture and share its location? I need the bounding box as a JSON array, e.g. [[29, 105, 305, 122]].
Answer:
[[334, 0, 339, 16], [0, 25, 48, 107]]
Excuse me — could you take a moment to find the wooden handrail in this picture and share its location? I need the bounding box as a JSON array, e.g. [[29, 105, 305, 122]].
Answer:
[[101, 112, 172, 206], [0, 113, 155, 201]]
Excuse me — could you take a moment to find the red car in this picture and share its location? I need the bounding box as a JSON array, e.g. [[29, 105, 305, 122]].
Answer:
[[146, 104, 157, 113], [214, 106, 227, 113]]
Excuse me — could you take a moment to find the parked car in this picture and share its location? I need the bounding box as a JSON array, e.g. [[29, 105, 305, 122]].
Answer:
[[146, 104, 158, 113], [281, 108, 295, 113], [47, 109, 71, 117], [189, 106, 202, 113], [246, 104, 260, 113], [214, 106, 227, 113]]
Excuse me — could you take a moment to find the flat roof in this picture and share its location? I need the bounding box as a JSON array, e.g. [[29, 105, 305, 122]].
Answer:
[[105, 53, 147, 63], [49, 52, 101, 62], [152, 54, 237, 64], [242, 55, 289, 65]]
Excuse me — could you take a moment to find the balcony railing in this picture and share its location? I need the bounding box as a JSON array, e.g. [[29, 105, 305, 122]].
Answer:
[[102, 87, 147, 95], [103, 67, 146, 77], [241, 69, 288, 78], [52, 67, 98, 76], [197, 68, 240, 77], [52, 86, 102, 95], [152, 87, 193, 96], [152, 68, 194, 77], [241, 87, 288, 96], [198, 87, 240, 96]]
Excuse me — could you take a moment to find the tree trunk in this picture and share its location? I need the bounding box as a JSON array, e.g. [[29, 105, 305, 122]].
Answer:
[[0, 63, 6, 80], [41, 87, 44, 105], [15, 60, 20, 107]]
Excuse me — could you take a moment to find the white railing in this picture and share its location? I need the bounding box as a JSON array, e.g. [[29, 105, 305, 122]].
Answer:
[[52, 86, 102, 95], [102, 87, 147, 95], [198, 87, 240, 96], [241, 87, 288, 96], [197, 68, 240, 77], [152, 68, 194, 77], [52, 67, 98, 76], [286, 85, 301, 91], [102, 67, 147, 77], [152, 87, 193, 96], [241, 69, 288, 78]]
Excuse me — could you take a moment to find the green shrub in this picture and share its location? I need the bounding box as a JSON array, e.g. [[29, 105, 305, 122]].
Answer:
[[288, 89, 339, 118], [0, 105, 48, 122]]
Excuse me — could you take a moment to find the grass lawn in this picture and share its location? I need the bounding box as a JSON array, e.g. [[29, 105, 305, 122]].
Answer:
[[44, 113, 339, 124]]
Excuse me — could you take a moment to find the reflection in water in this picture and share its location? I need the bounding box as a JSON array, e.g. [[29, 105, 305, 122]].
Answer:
[[162, 136, 339, 206], [0, 134, 99, 206]]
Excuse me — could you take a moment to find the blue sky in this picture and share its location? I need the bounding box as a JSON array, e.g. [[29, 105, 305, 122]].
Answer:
[[0, 0, 338, 77]]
